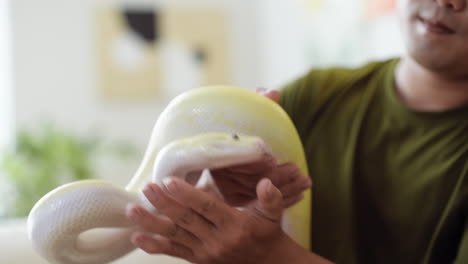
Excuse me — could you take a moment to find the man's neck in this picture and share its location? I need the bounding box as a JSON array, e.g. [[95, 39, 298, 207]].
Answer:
[[395, 57, 468, 112]]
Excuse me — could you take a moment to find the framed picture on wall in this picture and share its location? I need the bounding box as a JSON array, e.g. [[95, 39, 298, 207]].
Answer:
[[95, 5, 232, 101]]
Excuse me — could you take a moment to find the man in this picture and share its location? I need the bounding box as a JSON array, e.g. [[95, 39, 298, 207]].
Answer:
[[126, 0, 468, 263]]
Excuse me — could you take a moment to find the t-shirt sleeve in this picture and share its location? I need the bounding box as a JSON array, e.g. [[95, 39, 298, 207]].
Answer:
[[278, 62, 382, 138], [279, 74, 312, 134], [278, 68, 345, 138], [278, 70, 325, 138]]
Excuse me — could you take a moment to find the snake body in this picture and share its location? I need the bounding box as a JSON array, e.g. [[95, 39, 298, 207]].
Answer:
[[27, 86, 311, 264]]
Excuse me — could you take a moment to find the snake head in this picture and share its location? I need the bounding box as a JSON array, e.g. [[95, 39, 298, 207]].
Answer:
[[152, 132, 271, 184], [193, 133, 270, 164]]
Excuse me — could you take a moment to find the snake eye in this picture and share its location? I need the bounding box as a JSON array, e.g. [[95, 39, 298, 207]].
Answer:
[[232, 134, 239, 140]]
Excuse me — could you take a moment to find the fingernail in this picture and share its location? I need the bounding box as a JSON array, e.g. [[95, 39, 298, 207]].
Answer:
[[264, 179, 275, 201], [126, 204, 138, 217], [163, 177, 177, 193], [144, 185, 158, 201], [134, 206, 144, 216], [131, 209, 142, 220], [126, 205, 143, 222]]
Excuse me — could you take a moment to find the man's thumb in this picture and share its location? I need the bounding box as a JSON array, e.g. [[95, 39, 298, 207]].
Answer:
[[252, 178, 283, 222]]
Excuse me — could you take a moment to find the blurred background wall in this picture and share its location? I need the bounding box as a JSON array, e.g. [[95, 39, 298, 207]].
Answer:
[[0, 0, 13, 149], [8, 0, 403, 146], [0, 0, 404, 263], [11, 0, 262, 149]]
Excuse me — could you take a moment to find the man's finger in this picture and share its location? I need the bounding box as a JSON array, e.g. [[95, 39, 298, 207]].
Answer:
[[211, 173, 257, 195], [126, 205, 200, 246], [251, 178, 283, 222], [270, 163, 305, 187], [143, 183, 214, 239], [278, 177, 311, 199], [211, 155, 275, 201], [213, 154, 275, 175], [163, 178, 237, 229], [131, 232, 195, 262], [211, 169, 259, 190]]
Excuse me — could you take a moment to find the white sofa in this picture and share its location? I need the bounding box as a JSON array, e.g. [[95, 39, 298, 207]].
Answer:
[[0, 219, 189, 264]]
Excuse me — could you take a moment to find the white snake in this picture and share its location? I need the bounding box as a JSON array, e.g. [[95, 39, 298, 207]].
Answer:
[[27, 86, 311, 264]]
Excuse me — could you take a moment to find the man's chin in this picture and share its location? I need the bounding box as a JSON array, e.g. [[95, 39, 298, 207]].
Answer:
[[409, 50, 468, 78]]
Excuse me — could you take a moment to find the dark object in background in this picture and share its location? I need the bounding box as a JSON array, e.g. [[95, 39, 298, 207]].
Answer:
[[194, 47, 208, 64], [123, 9, 159, 43]]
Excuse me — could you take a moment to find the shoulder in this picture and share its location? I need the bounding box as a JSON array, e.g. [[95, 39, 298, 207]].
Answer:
[[279, 59, 398, 114], [282, 59, 396, 97]]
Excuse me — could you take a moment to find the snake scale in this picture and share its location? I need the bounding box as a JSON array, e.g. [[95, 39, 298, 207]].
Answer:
[[27, 86, 311, 264]]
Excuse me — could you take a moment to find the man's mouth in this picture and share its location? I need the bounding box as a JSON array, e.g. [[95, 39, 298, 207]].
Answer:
[[417, 16, 455, 35]]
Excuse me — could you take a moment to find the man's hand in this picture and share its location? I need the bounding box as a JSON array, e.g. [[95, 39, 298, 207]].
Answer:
[[256, 87, 281, 103], [211, 156, 311, 208], [127, 178, 327, 264]]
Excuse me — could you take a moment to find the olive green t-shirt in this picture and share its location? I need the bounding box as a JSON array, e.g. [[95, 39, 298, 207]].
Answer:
[[280, 59, 468, 264]]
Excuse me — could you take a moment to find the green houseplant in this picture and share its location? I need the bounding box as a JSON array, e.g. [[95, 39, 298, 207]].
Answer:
[[0, 123, 137, 218]]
